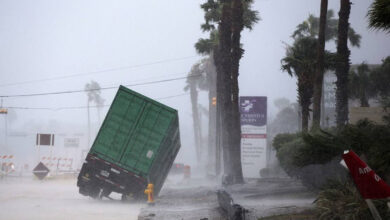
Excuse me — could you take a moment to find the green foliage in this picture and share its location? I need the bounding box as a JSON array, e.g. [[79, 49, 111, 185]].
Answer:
[[272, 133, 300, 152], [340, 120, 390, 178], [242, 0, 260, 31], [281, 37, 318, 77], [273, 120, 390, 185], [274, 121, 390, 217], [274, 134, 305, 177], [195, 30, 219, 55], [195, 0, 259, 55], [281, 37, 337, 77], [84, 80, 105, 106], [349, 63, 377, 107], [294, 131, 344, 167], [184, 58, 211, 91], [315, 179, 390, 219], [369, 56, 390, 125], [368, 0, 390, 32], [281, 36, 336, 130], [370, 56, 390, 101], [292, 9, 361, 47]]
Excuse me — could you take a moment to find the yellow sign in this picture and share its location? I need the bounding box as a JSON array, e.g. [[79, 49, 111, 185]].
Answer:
[[212, 97, 217, 106]]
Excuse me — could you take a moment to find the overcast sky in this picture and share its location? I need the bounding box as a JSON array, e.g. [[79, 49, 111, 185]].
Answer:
[[0, 0, 389, 165]]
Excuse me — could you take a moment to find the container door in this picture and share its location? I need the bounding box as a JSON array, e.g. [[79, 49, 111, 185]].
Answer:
[[120, 103, 174, 176], [91, 92, 145, 163]]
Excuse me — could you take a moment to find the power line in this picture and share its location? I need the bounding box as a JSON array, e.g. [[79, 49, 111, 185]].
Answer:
[[0, 74, 200, 98], [0, 55, 198, 88], [5, 93, 190, 111]]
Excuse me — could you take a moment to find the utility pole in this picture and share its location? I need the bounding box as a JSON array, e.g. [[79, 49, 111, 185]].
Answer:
[[87, 100, 90, 148], [0, 98, 8, 147]]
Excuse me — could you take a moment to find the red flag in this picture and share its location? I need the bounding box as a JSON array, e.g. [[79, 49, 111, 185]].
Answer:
[[342, 150, 390, 199]]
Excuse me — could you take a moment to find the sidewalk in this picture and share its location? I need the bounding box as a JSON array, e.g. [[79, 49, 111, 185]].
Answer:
[[226, 178, 316, 219], [138, 177, 224, 220]]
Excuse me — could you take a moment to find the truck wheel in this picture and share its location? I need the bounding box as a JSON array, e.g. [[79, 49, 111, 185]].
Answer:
[[121, 193, 131, 202], [98, 188, 111, 199], [88, 186, 100, 199], [79, 186, 88, 196]]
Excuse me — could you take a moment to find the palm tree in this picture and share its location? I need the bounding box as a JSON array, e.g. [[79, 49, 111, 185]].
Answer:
[[84, 81, 105, 147], [349, 63, 376, 107], [370, 57, 390, 119], [195, 0, 258, 180], [196, 0, 259, 55], [368, 0, 390, 33], [218, 1, 233, 180], [184, 62, 207, 163], [371, 57, 390, 100], [292, 10, 361, 47], [335, 0, 352, 127], [281, 37, 317, 131], [229, 0, 245, 183], [312, 0, 328, 130], [292, 8, 361, 129]]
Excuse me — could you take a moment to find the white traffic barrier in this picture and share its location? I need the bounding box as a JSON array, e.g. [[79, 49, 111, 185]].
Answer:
[[41, 156, 74, 170]]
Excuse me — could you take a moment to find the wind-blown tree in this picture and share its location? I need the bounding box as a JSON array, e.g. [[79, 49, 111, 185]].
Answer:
[[84, 81, 105, 147], [228, 0, 245, 183], [196, 0, 259, 55], [349, 63, 376, 107], [371, 57, 390, 124], [282, 37, 317, 132], [312, 0, 328, 130], [335, 0, 352, 127], [184, 60, 209, 163], [290, 9, 360, 129], [218, 1, 234, 180], [281, 37, 335, 131], [292, 10, 361, 47], [195, 0, 259, 180], [371, 57, 390, 103], [368, 0, 390, 33]]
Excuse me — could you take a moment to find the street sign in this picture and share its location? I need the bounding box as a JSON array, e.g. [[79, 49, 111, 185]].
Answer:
[[36, 134, 55, 146], [64, 138, 80, 148], [240, 96, 267, 178], [32, 162, 50, 180]]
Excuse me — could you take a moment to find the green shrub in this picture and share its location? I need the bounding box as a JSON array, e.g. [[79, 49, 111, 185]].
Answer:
[[275, 136, 305, 177], [315, 179, 390, 220], [273, 133, 300, 151], [294, 131, 344, 167], [273, 119, 390, 191], [339, 120, 390, 180], [273, 120, 390, 184]]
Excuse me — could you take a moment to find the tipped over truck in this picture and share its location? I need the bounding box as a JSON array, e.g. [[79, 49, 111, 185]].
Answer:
[[77, 85, 181, 200]]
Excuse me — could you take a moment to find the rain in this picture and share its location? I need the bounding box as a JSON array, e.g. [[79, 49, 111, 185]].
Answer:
[[1, 0, 389, 219]]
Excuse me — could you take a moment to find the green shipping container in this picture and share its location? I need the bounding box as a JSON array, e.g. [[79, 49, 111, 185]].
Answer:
[[77, 85, 181, 199]]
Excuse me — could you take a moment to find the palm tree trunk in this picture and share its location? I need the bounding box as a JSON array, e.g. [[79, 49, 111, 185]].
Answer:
[[302, 106, 309, 132], [360, 94, 370, 107], [230, 0, 244, 183], [219, 1, 233, 178], [87, 100, 91, 147], [335, 0, 351, 127], [214, 48, 223, 175], [189, 84, 202, 163], [298, 80, 310, 132], [312, 0, 328, 130], [207, 54, 218, 175]]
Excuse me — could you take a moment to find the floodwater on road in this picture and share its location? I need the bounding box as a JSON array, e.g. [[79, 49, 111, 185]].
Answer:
[[0, 176, 144, 220]]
